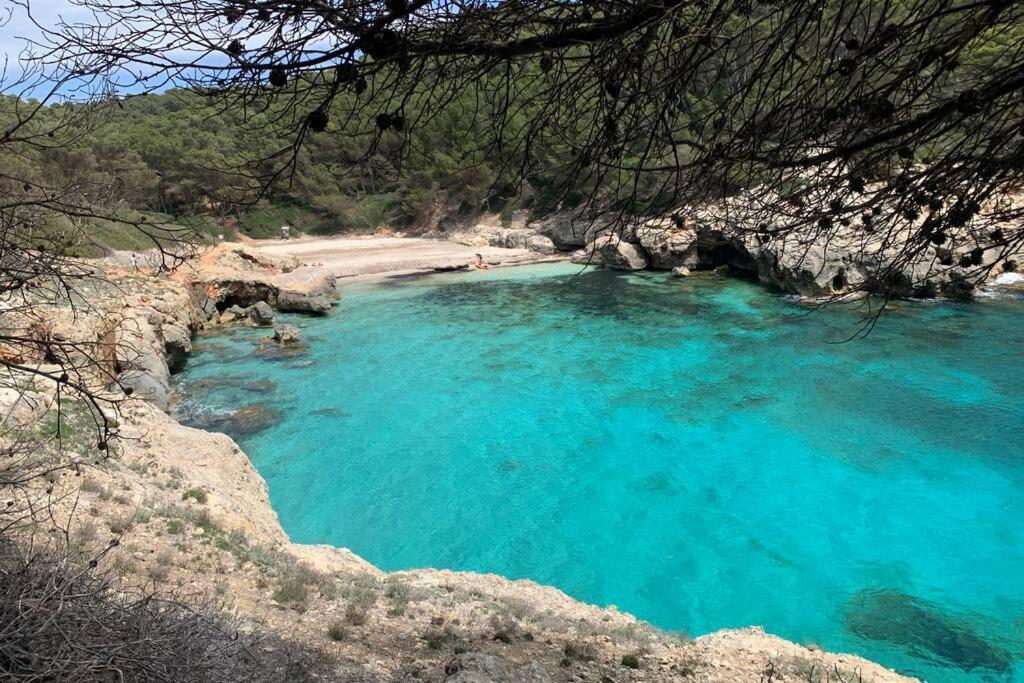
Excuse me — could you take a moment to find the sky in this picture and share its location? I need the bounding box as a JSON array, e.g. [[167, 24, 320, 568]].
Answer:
[[0, 0, 81, 64]]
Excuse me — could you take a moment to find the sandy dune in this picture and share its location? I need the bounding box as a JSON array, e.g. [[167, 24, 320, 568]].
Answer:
[[251, 235, 562, 278]]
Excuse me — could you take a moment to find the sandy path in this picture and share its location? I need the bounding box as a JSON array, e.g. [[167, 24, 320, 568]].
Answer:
[[251, 235, 563, 278]]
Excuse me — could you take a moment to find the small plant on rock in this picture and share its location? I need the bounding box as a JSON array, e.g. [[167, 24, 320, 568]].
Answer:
[[181, 488, 208, 504]]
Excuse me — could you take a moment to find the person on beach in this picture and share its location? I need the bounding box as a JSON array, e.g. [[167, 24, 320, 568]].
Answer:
[[130, 252, 140, 272], [473, 253, 490, 270]]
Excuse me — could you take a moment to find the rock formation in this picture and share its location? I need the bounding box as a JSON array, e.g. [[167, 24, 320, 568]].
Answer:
[[472, 194, 1024, 299]]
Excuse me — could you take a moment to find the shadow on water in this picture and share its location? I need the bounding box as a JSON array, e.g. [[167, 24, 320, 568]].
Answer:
[[844, 589, 1015, 673], [413, 268, 709, 324]]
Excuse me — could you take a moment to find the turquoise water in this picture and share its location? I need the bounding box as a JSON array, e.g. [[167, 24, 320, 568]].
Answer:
[[175, 264, 1024, 682]]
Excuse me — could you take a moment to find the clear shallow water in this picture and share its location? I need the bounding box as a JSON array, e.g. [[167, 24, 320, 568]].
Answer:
[[175, 264, 1024, 682]]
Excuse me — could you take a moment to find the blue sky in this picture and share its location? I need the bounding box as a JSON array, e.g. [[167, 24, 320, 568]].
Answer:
[[0, 0, 80, 64]]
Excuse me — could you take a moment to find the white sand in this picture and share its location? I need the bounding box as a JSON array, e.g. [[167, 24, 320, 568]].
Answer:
[[250, 235, 562, 279]]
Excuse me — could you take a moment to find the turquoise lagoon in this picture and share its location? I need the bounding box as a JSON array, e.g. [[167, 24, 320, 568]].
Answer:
[[174, 263, 1024, 682]]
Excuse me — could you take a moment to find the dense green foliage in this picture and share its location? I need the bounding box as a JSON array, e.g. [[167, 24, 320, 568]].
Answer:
[[4, 0, 1022, 252], [1, 83, 551, 244]]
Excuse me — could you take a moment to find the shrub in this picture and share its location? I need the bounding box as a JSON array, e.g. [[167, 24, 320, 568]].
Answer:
[[326, 622, 347, 642], [181, 488, 208, 504], [344, 587, 377, 625], [621, 654, 640, 669], [79, 479, 105, 494], [107, 512, 134, 535], [423, 625, 458, 651], [272, 577, 309, 609], [563, 638, 595, 661], [0, 543, 326, 680], [490, 613, 519, 644], [146, 549, 176, 582], [384, 576, 411, 616]]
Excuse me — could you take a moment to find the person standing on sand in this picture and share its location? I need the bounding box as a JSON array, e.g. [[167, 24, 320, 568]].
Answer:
[[130, 252, 140, 272]]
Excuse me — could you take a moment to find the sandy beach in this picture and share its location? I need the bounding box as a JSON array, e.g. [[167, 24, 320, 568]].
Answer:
[[250, 235, 564, 279]]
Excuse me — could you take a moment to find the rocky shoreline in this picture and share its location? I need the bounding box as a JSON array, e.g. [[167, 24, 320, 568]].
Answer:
[[1, 242, 917, 682], [445, 201, 1023, 301]]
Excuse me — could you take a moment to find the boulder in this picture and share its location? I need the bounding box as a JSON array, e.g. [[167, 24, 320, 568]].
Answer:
[[461, 227, 559, 255], [636, 221, 699, 269], [536, 213, 613, 250], [219, 305, 243, 324], [672, 266, 692, 278], [248, 301, 275, 325], [577, 234, 649, 271], [271, 266, 339, 313], [114, 317, 171, 409], [272, 323, 301, 344]]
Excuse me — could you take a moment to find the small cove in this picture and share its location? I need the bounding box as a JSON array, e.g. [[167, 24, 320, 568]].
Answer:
[[174, 263, 1024, 682]]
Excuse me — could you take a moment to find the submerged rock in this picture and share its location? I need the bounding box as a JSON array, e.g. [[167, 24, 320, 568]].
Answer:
[[273, 322, 301, 344], [844, 588, 1013, 673], [195, 404, 281, 436]]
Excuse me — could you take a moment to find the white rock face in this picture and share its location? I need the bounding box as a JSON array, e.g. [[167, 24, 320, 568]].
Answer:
[[271, 266, 339, 313], [635, 218, 699, 269], [574, 234, 649, 270]]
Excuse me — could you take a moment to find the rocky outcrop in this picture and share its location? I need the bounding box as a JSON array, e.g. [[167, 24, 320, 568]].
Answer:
[[635, 218, 700, 269], [445, 220, 559, 255], [535, 213, 614, 250], [186, 243, 339, 314], [572, 233, 649, 270], [529, 195, 1023, 299], [271, 266, 339, 313], [248, 300, 275, 325], [689, 194, 1023, 299]]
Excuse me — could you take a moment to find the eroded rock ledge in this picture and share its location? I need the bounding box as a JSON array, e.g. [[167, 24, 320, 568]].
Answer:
[[453, 196, 1024, 301], [1, 242, 916, 682]]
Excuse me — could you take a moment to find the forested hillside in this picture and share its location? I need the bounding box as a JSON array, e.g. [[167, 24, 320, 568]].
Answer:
[[3, 0, 1022, 254], [1, 79, 563, 248]]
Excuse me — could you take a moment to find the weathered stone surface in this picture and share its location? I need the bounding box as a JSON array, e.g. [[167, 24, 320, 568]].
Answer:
[[575, 234, 649, 271], [679, 193, 1024, 299], [271, 266, 339, 313], [672, 266, 692, 278], [483, 228, 558, 254], [635, 219, 699, 269], [536, 213, 613, 249], [248, 300, 275, 325], [272, 322, 301, 344]]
